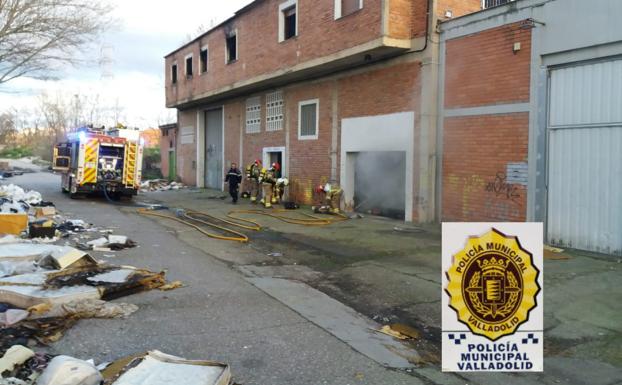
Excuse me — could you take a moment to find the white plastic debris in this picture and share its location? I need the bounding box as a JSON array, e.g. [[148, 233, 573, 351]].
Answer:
[[0, 309, 29, 326], [108, 235, 127, 244], [0, 345, 35, 375], [0, 184, 42, 205], [37, 356, 103, 385], [86, 237, 108, 247]]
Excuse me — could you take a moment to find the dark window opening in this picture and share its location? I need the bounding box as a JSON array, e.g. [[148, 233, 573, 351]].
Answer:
[[226, 34, 237, 63], [284, 7, 296, 40], [185, 56, 193, 78], [171, 64, 178, 84], [200, 48, 208, 73], [341, 0, 361, 16], [169, 140, 173, 148]]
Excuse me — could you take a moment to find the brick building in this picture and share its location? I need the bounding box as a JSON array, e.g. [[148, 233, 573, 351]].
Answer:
[[439, 0, 622, 254], [164, 0, 622, 254], [165, 0, 481, 222]]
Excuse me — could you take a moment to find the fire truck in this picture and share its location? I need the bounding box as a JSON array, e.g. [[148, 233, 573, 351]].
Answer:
[[52, 127, 144, 199]]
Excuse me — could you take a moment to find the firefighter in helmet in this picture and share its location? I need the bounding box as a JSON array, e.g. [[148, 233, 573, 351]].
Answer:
[[314, 183, 343, 214], [273, 177, 289, 204], [259, 164, 278, 208], [245, 159, 262, 203]]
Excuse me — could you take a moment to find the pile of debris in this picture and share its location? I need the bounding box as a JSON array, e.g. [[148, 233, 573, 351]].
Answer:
[[0, 347, 232, 385], [140, 179, 185, 192], [0, 183, 236, 383], [0, 162, 26, 179]]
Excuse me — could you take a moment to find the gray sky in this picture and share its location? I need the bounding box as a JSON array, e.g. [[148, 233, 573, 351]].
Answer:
[[0, 0, 254, 128]]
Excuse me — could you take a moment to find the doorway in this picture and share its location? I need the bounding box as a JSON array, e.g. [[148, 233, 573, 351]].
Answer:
[[353, 151, 406, 220], [168, 150, 176, 181], [263, 146, 286, 178], [204, 108, 223, 190]]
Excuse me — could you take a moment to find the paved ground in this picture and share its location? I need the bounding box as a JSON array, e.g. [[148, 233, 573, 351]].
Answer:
[[4, 168, 621, 385]]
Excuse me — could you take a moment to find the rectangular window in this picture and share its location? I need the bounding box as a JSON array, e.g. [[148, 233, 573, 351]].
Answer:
[[335, 0, 362, 19], [246, 96, 261, 134], [226, 33, 237, 63], [266, 90, 284, 131], [298, 99, 319, 140], [185, 55, 193, 78], [171, 63, 178, 84], [279, 0, 297, 42], [200, 47, 208, 73]]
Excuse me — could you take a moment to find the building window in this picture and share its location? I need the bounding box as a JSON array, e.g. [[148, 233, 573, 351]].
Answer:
[[200, 46, 208, 73], [482, 0, 514, 9], [226, 32, 237, 63], [298, 99, 319, 140], [185, 54, 193, 78], [279, 0, 297, 42], [266, 90, 284, 131], [246, 96, 261, 134], [171, 63, 178, 84], [334, 0, 363, 19]]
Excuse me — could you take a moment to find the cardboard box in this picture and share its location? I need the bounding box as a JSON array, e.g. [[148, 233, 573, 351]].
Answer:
[[0, 214, 28, 235], [35, 207, 56, 217]]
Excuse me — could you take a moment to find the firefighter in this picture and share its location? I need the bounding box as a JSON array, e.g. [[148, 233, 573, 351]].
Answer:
[[259, 164, 277, 208], [225, 162, 242, 204], [314, 183, 343, 214], [273, 177, 289, 204], [245, 160, 262, 203]]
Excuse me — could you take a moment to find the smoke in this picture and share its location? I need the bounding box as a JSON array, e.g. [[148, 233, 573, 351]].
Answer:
[[353, 151, 406, 219]]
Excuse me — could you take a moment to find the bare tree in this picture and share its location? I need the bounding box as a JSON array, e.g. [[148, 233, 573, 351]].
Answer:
[[0, 111, 17, 144], [0, 0, 114, 85]]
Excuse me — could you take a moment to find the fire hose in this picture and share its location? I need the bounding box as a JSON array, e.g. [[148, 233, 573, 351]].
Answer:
[[137, 208, 250, 243], [227, 209, 348, 226]]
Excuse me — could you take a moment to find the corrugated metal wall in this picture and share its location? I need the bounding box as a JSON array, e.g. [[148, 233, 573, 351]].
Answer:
[[547, 59, 622, 255]]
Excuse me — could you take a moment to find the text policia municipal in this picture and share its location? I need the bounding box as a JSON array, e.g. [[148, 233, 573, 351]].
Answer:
[[458, 343, 534, 371], [455, 242, 528, 273]]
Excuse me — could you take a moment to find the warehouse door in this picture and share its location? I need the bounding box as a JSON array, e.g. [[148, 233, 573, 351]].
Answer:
[[547, 58, 622, 255], [205, 108, 223, 190]]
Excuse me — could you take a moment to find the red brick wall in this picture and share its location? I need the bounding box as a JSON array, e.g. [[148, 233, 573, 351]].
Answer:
[[442, 22, 532, 222], [437, 0, 481, 19], [166, 0, 389, 106], [444, 22, 531, 108], [389, 0, 415, 39], [442, 114, 528, 222]]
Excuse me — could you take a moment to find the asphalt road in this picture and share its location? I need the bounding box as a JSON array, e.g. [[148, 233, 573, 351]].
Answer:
[[7, 171, 422, 385]]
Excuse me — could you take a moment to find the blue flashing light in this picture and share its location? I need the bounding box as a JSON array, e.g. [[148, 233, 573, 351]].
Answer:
[[78, 131, 86, 143]]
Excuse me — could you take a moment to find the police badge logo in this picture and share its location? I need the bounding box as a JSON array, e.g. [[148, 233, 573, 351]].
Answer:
[[442, 224, 543, 372], [446, 228, 540, 340]]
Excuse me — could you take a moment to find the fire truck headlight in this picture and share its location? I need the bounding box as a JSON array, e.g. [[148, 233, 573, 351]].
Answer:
[[78, 132, 86, 142], [139, 137, 145, 147]]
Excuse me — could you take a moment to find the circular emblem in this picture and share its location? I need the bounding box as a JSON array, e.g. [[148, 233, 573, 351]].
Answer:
[[446, 228, 540, 341]]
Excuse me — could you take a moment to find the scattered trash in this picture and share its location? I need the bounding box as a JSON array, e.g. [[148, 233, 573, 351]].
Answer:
[[30, 299, 139, 320], [0, 214, 28, 235], [158, 281, 183, 291], [0, 345, 34, 375], [140, 179, 186, 192], [34, 207, 56, 218], [393, 226, 424, 234], [376, 325, 409, 340], [37, 355, 103, 385], [102, 351, 232, 385], [0, 184, 42, 206], [84, 236, 136, 251], [544, 245, 564, 253], [267, 252, 283, 257]]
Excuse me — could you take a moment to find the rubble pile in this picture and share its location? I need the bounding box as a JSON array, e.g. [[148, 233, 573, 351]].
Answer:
[[140, 179, 185, 192], [0, 185, 43, 214]]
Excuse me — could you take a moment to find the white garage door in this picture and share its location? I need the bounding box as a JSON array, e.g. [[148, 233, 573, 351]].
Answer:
[[547, 58, 622, 255]]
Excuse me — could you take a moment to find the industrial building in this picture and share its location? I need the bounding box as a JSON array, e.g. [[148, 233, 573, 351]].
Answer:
[[164, 0, 622, 254]]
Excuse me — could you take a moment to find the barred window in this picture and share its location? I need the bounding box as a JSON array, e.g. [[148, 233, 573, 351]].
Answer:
[[266, 91, 284, 131], [246, 97, 261, 133], [298, 99, 318, 140]]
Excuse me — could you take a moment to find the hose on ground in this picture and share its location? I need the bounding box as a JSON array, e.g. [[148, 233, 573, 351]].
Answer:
[[227, 208, 348, 226], [137, 208, 249, 243]]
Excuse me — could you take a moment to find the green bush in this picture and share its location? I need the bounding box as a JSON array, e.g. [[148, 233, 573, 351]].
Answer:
[[142, 147, 162, 179], [0, 146, 33, 159]]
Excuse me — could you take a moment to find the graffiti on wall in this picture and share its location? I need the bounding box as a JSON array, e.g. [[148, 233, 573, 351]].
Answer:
[[484, 172, 521, 205]]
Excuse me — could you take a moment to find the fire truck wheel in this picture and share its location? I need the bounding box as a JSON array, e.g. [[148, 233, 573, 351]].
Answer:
[[69, 178, 81, 199]]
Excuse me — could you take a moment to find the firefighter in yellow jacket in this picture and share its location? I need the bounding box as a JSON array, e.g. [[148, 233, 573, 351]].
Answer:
[[245, 160, 262, 203], [314, 183, 343, 214], [259, 164, 277, 208]]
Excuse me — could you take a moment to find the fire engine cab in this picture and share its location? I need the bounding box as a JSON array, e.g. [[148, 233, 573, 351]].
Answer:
[[52, 127, 144, 199]]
